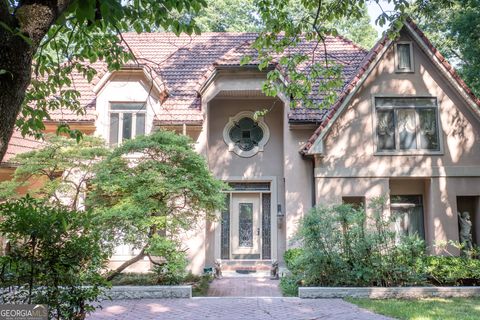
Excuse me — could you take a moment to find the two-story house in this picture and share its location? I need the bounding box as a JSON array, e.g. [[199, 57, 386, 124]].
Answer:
[[3, 19, 480, 274]]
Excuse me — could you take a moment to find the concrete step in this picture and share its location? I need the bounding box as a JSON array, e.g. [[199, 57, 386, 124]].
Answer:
[[217, 260, 274, 278]]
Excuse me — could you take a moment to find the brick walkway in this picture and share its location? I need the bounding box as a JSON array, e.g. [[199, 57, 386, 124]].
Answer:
[[207, 277, 282, 297], [88, 297, 393, 320]]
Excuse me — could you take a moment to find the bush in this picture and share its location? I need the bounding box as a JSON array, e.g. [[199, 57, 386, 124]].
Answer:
[[109, 273, 157, 286], [147, 236, 188, 285], [421, 256, 480, 286], [286, 200, 426, 288], [0, 196, 108, 319], [284, 248, 304, 270]]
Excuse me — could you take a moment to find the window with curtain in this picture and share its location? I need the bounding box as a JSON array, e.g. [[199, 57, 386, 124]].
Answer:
[[396, 42, 413, 71], [391, 195, 425, 240], [109, 103, 146, 146], [375, 97, 440, 152]]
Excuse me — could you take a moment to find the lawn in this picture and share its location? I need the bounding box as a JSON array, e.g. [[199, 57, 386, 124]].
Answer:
[[347, 297, 480, 320]]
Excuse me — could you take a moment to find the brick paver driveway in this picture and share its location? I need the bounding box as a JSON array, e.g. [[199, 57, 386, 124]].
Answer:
[[88, 297, 393, 320]]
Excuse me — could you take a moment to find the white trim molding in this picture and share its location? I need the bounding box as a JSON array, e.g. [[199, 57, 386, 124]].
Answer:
[[222, 111, 270, 158]]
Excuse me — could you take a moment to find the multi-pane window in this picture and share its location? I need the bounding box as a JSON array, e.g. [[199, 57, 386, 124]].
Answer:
[[391, 195, 425, 240], [395, 42, 413, 72], [109, 103, 146, 146], [375, 97, 440, 152]]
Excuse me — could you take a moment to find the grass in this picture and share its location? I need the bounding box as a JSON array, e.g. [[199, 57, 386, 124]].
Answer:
[[347, 297, 480, 320]]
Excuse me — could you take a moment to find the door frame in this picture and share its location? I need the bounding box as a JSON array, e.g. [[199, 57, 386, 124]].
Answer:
[[214, 176, 278, 261]]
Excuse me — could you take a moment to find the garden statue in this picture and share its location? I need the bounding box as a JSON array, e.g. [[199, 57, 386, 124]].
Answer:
[[270, 260, 279, 280], [214, 259, 223, 279], [458, 211, 473, 256]]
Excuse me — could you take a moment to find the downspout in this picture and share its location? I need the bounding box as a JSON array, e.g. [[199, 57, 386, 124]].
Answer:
[[311, 156, 316, 207]]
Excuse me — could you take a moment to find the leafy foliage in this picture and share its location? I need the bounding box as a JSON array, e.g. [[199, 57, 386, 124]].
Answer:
[[249, 0, 412, 111], [421, 256, 480, 286], [0, 196, 108, 319], [410, 0, 480, 96], [1, 0, 207, 144], [0, 134, 109, 209], [281, 200, 426, 293], [87, 130, 226, 277]]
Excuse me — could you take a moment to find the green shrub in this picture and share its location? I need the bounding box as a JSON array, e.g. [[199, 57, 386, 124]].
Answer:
[[147, 236, 188, 285], [109, 273, 157, 286], [289, 200, 426, 287], [0, 196, 108, 319], [421, 256, 480, 286], [284, 248, 304, 270]]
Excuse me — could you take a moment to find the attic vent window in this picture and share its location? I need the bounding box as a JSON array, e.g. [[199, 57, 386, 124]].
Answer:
[[223, 111, 270, 157], [395, 42, 414, 72]]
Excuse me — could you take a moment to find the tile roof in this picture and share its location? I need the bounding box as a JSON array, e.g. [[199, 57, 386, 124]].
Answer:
[[3, 130, 45, 165], [46, 32, 367, 124]]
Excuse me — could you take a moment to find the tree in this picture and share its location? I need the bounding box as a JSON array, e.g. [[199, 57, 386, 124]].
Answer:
[[87, 130, 226, 279], [0, 196, 109, 319], [0, 134, 110, 210], [410, 0, 480, 96], [188, 0, 263, 32], [0, 0, 206, 163]]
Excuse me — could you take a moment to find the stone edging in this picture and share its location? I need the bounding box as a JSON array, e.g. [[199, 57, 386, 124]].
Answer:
[[104, 285, 192, 300], [299, 286, 480, 299]]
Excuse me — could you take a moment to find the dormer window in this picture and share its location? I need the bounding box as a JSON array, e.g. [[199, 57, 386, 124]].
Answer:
[[395, 42, 414, 72], [109, 103, 146, 146]]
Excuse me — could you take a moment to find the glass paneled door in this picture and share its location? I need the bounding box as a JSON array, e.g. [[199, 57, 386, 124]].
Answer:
[[231, 193, 261, 259]]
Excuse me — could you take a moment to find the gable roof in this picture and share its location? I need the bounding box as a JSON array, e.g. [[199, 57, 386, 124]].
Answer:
[[44, 32, 367, 125], [302, 18, 480, 155]]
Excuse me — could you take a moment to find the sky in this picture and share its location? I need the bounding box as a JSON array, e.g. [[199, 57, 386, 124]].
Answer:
[[367, 0, 396, 36]]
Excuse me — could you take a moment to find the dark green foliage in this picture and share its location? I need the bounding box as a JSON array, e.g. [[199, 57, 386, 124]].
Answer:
[[0, 196, 108, 319], [411, 0, 480, 96], [281, 201, 426, 295], [109, 273, 158, 286]]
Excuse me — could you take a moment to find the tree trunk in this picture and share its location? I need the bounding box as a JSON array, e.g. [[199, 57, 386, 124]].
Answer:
[[0, 1, 72, 163], [0, 28, 34, 163], [105, 248, 146, 281]]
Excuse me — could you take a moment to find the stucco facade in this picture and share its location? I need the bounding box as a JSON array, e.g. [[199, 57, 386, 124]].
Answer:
[[314, 29, 480, 255]]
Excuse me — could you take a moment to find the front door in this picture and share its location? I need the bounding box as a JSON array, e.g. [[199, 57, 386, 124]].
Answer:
[[231, 193, 261, 259]]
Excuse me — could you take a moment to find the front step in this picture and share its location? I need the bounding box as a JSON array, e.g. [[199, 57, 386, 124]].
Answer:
[[219, 260, 273, 277]]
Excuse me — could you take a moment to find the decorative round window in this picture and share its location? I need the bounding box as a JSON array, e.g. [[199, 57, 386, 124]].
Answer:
[[223, 111, 270, 157]]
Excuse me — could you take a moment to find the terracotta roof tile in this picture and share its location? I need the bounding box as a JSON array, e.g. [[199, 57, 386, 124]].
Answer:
[[3, 130, 45, 165]]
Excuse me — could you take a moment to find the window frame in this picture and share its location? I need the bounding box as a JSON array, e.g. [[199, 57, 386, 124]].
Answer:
[[394, 41, 415, 73], [108, 102, 147, 146], [372, 95, 444, 155]]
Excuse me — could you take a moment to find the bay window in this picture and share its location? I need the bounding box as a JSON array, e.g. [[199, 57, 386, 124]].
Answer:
[[109, 103, 146, 146], [375, 97, 440, 152]]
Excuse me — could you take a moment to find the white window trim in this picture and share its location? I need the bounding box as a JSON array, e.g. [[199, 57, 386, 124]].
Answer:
[[108, 102, 147, 146], [394, 41, 415, 73], [371, 95, 444, 155], [223, 111, 270, 158]]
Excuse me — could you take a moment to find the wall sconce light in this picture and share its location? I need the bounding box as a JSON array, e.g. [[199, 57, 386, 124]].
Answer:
[[277, 204, 284, 228]]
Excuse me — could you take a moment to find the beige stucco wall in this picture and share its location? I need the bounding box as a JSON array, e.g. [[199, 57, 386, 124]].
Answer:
[[94, 72, 160, 141], [206, 97, 285, 265], [315, 29, 480, 254]]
